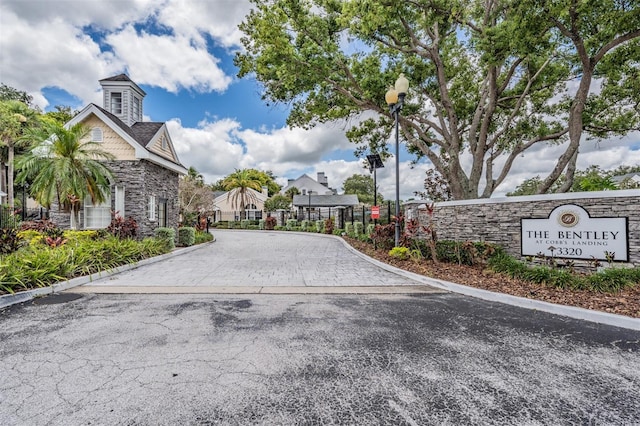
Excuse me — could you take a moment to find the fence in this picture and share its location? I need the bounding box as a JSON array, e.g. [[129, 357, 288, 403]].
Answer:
[[349, 201, 394, 226], [0, 206, 49, 229], [212, 201, 396, 228], [0, 206, 18, 229]]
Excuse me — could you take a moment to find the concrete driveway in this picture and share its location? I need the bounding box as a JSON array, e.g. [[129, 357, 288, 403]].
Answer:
[[1, 230, 639, 425]]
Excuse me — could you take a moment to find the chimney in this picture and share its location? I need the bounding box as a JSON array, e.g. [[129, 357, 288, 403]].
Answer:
[[262, 186, 268, 196], [317, 172, 328, 187]]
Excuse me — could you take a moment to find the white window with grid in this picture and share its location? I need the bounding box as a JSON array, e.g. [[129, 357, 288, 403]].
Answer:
[[148, 195, 156, 221], [115, 186, 125, 218], [84, 196, 111, 229], [110, 92, 122, 114]]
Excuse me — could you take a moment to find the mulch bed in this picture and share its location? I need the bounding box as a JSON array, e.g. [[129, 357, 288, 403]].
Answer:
[[344, 237, 640, 319]]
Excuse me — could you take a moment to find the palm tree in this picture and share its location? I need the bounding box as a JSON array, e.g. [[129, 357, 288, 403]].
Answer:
[[16, 122, 115, 229], [0, 100, 37, 209], [186, 166, 204, 187], [222, 169, 263, 219]]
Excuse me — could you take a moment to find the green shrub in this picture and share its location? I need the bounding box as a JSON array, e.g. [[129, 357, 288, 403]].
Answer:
[[63, 230, 100, 247], [389, 246, 409, 260], [345, 223, 354, 237], [434, 240, 501, 266], [354, 221, 364, 236], [333, 229, 344, 236], [286, 219, 298, 230], [17, 229, 41, 244], [248, 225, 259, 230], [154, 227, 176, 250], [178, 227, 196, 247], [366, 224, 375, 236], [358, 233, 371, 243], [585, 267, 640, 292], [300, 220, 310, 231], [194, 231, 213, 244], [315, 220, 324, 233], [0, 236, 170, 295], [487, 253, 640, 293], [274, 225, 286, 231], [258, 219, 265, 230], [241, 219, 251, 229], [0, 228, 23, 254]]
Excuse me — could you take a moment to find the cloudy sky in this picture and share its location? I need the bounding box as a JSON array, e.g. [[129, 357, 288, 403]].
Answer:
[[1, 0, 638, 199]]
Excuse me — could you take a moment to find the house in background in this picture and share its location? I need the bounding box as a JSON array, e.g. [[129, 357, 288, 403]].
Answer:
[[212, 186, 269, 222], [50, 74, 187, 236], [612, 172, 640, 189], [280, 172, 336, 196]]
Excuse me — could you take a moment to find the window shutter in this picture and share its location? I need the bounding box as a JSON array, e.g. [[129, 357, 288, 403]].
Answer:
[[91, 127, 103, 142]]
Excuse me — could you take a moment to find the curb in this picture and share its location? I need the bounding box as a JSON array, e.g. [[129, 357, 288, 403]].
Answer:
[[0, 240, 215, 310]]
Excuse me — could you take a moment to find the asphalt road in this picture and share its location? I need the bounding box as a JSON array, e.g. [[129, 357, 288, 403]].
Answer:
[[1, 292, 639, 425]]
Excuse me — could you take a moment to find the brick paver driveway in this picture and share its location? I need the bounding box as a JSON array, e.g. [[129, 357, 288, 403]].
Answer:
[[79, 229, 442, 291]]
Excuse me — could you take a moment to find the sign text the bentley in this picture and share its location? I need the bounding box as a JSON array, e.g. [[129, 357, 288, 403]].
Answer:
[[521, 204, 628, 261]]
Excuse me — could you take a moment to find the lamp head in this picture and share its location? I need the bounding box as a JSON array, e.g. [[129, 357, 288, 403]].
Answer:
[[395, 73, 409, 95], [385, 86, 399, 106]]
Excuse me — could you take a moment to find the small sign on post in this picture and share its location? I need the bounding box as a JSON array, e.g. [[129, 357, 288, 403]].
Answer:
[[371, 206, 380, 219]]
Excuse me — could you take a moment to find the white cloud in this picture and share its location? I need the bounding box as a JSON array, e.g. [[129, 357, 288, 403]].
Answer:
[[0, 0, 243, 107], [157, 0, 251, 48], [105, 26, 231, 93], [168, 117, 244, 184], [238, 123, 352, 168], [1, 0, 159, 29], [0, 8, 122, 109]]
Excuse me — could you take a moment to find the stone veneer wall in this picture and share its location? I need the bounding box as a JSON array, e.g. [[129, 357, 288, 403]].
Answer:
[[105, 160, 180, 238], [405, 189, 640, 265], [49, 160, 180, 238]]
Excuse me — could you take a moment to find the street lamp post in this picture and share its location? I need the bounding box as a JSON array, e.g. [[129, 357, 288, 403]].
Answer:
[[385, 73, 409, 247]]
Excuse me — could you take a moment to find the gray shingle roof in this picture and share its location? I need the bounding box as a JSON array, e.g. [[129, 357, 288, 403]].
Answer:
[[292, 194, 359, 207], [131, 122, 164, 147], [92, 104, 163, 146], [99, 73, 133, 82], [93, 104, 141, 142]]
